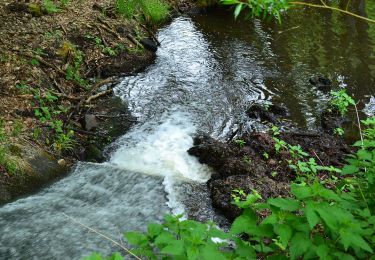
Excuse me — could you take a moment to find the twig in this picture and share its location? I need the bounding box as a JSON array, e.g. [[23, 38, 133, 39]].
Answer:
[[312, 150, 324, 166], [85, 88, 113, 103], [62, 213, 141, 260], [69, 78, 117, 118], [354, 101, 364, 148], [139, 24, 160, 46]]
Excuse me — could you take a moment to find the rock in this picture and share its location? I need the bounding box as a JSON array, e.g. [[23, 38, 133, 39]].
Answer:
[[320, 107, 347, 134], [84, 114, 99, 131], [140, 38, 158, 52], [246, 103, 289, 124], [57, 159, 67, 167], [309, 75, 332, 91]]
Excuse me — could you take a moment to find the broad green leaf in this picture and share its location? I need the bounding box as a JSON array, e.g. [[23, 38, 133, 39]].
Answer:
[[290, 232, 311, 260], [147, 223, 163, 238], [341, 165, 359, 175], [186, 245, 200, 260], [268, 198, 300, 211], [315, 205, 337, 230], [291, 184, 312, 199], [108, 252, 123, 260], [357, 149, 372, 161], [340, 230, 373, 253], [161, 240, 185, 256], [202, 243, 226, 260], [230, 209, 257, 235], [82, 253, 102, 260], [275, 224, 292, 248], [234, 3, 243, 19], [318, 188, 341, 201], [304, 202, 320, 229], [315, 244, 330, 259], [234, 239, 256, 258], [124, 232, 148, 247], [154, 231, 176, 247]]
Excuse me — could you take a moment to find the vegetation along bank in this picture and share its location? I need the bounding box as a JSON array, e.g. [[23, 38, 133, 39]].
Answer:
[[0, 0, 205, 203]]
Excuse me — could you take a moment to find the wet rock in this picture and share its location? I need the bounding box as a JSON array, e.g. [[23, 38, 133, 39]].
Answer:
[[0, 145, 68, 204], [140, 38, 158, 52], [309, 75, 332, 91], [84, 114, 99, 131], [320, 107, 347, 134], [246, 103, 289, 124]]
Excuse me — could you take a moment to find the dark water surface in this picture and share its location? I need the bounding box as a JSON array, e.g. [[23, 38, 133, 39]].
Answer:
[[1, 5, 375, 259]]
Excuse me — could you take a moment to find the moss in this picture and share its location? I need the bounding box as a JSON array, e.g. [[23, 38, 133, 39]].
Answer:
[[28, 3, 43, 17]]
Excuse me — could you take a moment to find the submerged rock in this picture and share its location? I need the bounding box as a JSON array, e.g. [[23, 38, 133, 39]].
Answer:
[[246, 103, 289, 124], [309, 75, 332, 91]]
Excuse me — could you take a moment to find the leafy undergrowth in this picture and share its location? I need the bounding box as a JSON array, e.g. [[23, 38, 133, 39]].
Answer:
[[83, 91, 375, 259]]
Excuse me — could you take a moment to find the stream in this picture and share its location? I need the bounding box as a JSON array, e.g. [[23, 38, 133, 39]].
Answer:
[[2, 7, 375, 259]]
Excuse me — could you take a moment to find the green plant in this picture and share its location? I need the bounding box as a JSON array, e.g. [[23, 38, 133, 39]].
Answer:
[[220, 0, 290, 22], [116, 0, 138, 18], [43, 0, 59, 13], [330, 89, 355, 116], [334, 127, 345, 136], [141, 0, 170, 25], [53, 130, 76, 152], [234, 139, 245, 149], [12, 121, 23, 137], [242, 155, 251, 165]]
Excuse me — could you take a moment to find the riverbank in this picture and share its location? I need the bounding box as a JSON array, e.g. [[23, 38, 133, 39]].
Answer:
[[0, 0, 202, 203]]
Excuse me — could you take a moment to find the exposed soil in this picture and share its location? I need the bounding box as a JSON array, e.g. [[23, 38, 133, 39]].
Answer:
[[188, 104, 352, 220], [0, 0, 195, 203]]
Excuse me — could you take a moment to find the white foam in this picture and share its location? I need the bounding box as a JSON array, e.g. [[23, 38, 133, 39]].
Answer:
[[110, 111, 212, 214]]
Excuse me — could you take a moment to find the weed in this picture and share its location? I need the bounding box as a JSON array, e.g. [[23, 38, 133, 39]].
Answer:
[[242, 155, 251, 165], [116, 0, 138, 18], [43, 0, 59, 13], [12, 121, 23, 137], [334, 127, 345, 136], [234, 139, 245, 149], [141, 0, 170, 25], [330, 89, 355, 116]]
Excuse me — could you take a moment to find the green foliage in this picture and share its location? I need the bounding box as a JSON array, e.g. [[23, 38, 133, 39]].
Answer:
[[116, 0, 138, 18], [220, 0, 290, 22], [141, 0, 170, 25], [65, 49, 86, 86], [234, 139, 245, 148], [85, 34, 117, 56], [0, 122, 20, 175], [334, 127, 345, 136], [115, 0, 170, 25], [330, 89, 355, 116], [43, 0, 59, 13], [32, 89, 76, 153]]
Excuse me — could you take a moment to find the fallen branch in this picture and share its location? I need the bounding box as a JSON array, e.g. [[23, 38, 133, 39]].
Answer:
[[85, 88, 113, 103], [69, 78, 117, 119]]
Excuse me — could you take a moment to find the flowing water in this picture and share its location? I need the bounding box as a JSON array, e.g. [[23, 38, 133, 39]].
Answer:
[[2, 6, 375, 259]]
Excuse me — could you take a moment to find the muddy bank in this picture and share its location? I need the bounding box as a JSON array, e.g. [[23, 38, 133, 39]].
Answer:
[[0, 0, 196, 204], [188, 104, 352, 220]]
